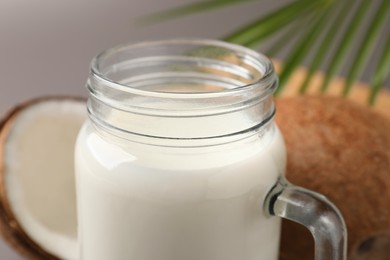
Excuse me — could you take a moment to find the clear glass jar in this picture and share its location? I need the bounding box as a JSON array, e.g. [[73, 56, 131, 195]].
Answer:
[[75, 39, 346, 260]]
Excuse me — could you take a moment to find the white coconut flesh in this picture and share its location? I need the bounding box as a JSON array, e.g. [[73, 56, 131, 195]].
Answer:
[[2, 99, 86, 259]]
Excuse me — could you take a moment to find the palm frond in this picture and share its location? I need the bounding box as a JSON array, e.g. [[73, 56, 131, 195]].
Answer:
[[142, 0, 390, 103], [343, 0, 390, 96], [299, 0, 351, 94], [265, 13, 313, 57], [369, 32, 390, 105], [319, 0, 372, 92], [223, 0, 322, 46], [276, 4, 332, 94]]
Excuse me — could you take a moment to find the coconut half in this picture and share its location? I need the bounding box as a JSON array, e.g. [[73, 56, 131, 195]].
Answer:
[[0, 97, 86, 259]]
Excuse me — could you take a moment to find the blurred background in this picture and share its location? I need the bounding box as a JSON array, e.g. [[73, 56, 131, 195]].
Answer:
[[0, 0, 389, 258], [0, 0, 290, 113], [1, 0, 389, 112]]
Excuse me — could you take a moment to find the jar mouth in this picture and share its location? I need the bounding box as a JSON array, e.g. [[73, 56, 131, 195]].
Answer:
[[86, 39, 278, 142], [89, 39, 277, 99]]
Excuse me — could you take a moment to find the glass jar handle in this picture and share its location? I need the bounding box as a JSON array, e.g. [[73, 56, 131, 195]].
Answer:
[[265, 178, 347, 260]]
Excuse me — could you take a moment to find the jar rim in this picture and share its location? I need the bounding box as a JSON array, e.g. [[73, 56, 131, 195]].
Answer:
[[90, 38, 277, 99], [87, 39, 278, 143]]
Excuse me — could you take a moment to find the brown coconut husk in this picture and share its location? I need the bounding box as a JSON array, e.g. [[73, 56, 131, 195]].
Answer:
[[275, 96, 390, 260]]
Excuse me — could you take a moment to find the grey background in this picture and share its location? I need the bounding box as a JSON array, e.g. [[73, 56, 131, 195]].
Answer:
[[0, 0, 290, 113], [0, 0, 388, 258]]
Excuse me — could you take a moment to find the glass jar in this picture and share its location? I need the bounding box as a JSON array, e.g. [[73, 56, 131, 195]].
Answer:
[[75, 39, 346, 260]]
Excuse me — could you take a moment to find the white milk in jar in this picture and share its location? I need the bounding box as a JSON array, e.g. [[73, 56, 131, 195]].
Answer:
[[76, 121, 285, 260], [75, 39, 285, 260]]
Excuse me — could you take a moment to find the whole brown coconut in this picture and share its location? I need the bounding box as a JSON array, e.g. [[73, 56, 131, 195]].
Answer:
[[275, 96, 390, 260]]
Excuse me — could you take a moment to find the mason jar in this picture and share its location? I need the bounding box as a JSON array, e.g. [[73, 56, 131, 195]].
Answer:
[[75, 39, 346, 260]]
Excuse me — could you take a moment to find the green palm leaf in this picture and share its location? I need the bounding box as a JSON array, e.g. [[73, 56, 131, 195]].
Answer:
[[223, 0, 325, 47], [276, 4, 332, 94], [265, 12, 314, 57], [142, 0, 390, 103], [319, 0, 372, 92], [343, 0, 390, 96], [299, 0, 351, 94], [369, 32, 390, 105]]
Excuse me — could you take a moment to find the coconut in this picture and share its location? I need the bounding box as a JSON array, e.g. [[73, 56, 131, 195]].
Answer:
[[0, 97, 86, 259], [276, 96, 390, 260]]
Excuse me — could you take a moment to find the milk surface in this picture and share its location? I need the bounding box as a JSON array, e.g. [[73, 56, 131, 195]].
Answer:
[[75, 121, 286, 260]]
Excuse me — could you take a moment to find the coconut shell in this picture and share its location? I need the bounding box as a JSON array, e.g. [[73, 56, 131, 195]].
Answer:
[[275, 96, 390, 260], [0, 96, 84, 260]]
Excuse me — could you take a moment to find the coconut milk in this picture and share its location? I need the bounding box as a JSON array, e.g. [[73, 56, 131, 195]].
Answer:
[[75, 120, 286, 260]]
